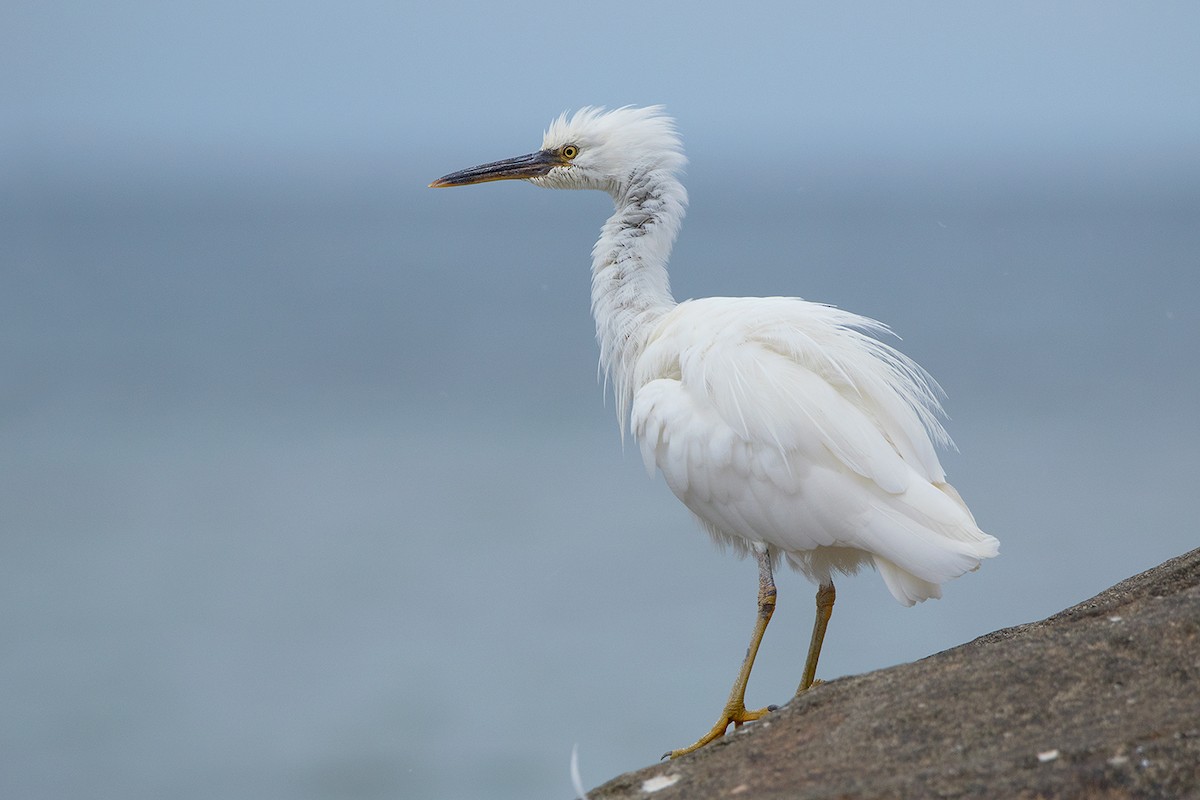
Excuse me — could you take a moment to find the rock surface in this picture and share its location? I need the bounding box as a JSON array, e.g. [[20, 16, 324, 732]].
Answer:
[[583, 548, 1200, 799]]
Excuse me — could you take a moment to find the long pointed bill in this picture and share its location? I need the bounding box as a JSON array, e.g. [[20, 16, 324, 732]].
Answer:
[[428, 150, 563, 188]]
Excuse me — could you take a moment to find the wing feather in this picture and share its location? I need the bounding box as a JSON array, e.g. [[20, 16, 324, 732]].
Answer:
[[630, 296, 997, 601]]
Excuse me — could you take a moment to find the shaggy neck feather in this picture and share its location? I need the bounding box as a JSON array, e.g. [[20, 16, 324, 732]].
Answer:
[[590, 168, 687, 424]]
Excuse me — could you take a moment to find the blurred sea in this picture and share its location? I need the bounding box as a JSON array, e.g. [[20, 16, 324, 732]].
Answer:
[[2, 157, 1198, 799]]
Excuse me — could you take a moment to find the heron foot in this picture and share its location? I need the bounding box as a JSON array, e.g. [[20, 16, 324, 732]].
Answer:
[[796, 678, 825, 695], [663, 702, 772, 759]]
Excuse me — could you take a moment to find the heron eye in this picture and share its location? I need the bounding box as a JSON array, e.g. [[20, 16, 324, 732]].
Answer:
[[562, 145, 579, 160]]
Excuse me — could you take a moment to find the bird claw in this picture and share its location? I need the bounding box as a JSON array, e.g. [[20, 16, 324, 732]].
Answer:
[[664, 704, 772, 759], [797, 678, 825, 695]]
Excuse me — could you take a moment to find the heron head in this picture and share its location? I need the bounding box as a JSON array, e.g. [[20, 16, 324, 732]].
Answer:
[[429, 106, 686, 197]]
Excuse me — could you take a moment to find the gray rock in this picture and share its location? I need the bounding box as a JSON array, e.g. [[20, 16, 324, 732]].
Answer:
[[583, 548, 1200, 799]]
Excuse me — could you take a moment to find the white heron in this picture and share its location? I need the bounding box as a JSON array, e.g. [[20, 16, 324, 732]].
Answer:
[[430, 106, 999, 758]]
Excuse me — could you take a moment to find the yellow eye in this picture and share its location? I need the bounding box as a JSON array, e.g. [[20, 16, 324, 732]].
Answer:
[[562, 145, 579, 160]]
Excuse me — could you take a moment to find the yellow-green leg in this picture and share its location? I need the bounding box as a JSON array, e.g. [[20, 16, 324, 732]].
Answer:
[[797, 580, 836, 694], [666, 546, 776, 759]]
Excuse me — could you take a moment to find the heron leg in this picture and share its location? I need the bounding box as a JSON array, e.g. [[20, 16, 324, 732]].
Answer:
[[666, 545, 776, 759], [796, 579, 836, 694]]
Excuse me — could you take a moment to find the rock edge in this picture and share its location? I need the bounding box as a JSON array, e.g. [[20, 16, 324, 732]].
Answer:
[[582, 548, 1200, 799]]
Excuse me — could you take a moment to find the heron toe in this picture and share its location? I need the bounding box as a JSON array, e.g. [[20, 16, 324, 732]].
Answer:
[[665, 702, 772, 759]]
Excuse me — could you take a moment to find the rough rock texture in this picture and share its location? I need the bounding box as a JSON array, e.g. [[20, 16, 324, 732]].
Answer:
[[584, 548, 1200, 799]]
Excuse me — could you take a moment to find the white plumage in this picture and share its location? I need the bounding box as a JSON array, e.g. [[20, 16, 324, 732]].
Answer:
[[431, 105, 998, 756], [632, 296, 994, 606]]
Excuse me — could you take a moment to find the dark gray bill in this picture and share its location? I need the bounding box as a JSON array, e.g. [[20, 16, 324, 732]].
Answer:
[[429, 150, 562, 187]]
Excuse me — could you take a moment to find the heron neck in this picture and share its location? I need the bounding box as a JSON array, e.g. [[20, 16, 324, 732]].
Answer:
[[591, 168, 686, 423]]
